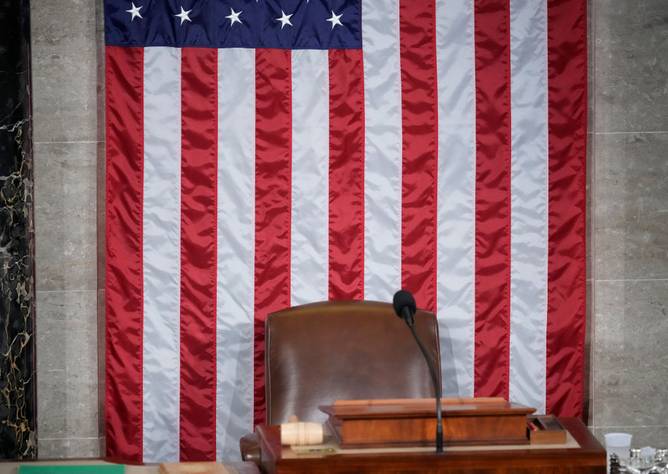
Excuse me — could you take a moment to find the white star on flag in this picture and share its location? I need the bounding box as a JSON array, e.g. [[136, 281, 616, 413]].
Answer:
[[275, 10, 293, 29], [226, 8, 242, 26], [326, 10, 343, 29], [174, 6, 192, 25], [125, 2, 143, 21]]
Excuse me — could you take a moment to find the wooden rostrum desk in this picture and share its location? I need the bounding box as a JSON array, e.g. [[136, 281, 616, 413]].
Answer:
[[254, 418, 606, 473]]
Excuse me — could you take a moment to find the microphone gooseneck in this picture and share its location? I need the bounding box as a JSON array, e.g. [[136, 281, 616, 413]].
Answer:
[[392, 290, 444, 453]]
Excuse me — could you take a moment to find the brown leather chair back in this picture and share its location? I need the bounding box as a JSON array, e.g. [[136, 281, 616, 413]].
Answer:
[[265, 300, 441, 425]]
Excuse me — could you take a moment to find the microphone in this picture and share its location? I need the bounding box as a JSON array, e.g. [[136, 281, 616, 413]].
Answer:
[[392, 290, 444, 453]]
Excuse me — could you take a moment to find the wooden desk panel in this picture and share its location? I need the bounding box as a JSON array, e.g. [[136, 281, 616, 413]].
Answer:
[[322, 399, 535, 448], [257, 418, 606, 474]]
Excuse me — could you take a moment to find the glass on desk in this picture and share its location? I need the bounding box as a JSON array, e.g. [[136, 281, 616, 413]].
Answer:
[[626, 447, 654, 473], [652, 448, 668, 474], [605, 432, 632, 473]]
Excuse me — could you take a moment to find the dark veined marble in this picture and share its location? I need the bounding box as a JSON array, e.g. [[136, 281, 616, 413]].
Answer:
[[0, 0, 36, 460]]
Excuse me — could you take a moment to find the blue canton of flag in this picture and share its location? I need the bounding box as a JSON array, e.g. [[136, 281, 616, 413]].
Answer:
[[105, 0, 362, 49]]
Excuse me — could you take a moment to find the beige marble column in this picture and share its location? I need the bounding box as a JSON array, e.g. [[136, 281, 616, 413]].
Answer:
[[32, 0, 105, 458], [588, 0, 668, 446]]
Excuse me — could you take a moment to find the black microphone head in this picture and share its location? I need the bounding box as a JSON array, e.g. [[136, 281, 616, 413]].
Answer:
[[393, 289, 417, 319]]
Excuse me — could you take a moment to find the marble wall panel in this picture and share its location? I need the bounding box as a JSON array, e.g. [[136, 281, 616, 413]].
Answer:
[[593, 133, 668, 280], [35, 290, 98, 378], [38, 438, 102, 460], [36, 290, 99, 456], [0, 0, 36, 460], [593, 0, 668, 133], [31, 0, 98, 143], [34, 142, 98, 292], [591, 280, 668, 428]]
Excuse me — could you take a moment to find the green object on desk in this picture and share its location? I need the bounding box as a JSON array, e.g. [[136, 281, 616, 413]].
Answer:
[[18, 466, 124, 474]]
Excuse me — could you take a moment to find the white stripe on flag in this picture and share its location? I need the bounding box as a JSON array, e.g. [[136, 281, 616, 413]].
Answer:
[[290, 50, 329, 305], [142, 46, 181, 463], [509, 0, 549, 414], [362, 0, 402, 302], [216, 48, 256, 460], [436, 0, 476, 397]]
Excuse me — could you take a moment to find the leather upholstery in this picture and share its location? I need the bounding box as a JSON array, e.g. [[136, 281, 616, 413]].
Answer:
[[265, 300, 441, 425]]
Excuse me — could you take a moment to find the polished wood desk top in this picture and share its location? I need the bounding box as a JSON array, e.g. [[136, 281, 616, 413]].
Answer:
[[256, 417, 606, 474], [321, 397, 532, 418]]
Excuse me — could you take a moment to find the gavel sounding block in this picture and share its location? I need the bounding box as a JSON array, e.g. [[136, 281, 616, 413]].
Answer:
[[280, 422, 325, 446], [320, 398, 536, 448]]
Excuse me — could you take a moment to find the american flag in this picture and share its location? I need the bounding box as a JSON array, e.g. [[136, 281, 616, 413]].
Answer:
[[104, 0, 587, 463]]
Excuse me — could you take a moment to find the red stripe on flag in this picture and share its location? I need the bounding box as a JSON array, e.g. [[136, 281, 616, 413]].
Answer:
[[328, 49, 365, 301], [546, 0, 587, 417], [473, 0, 512, 399], [179, 47, 218, 460], [105, 45, 144, 463], [254, 49, 292, 425], [399, 0, 438, 312]]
